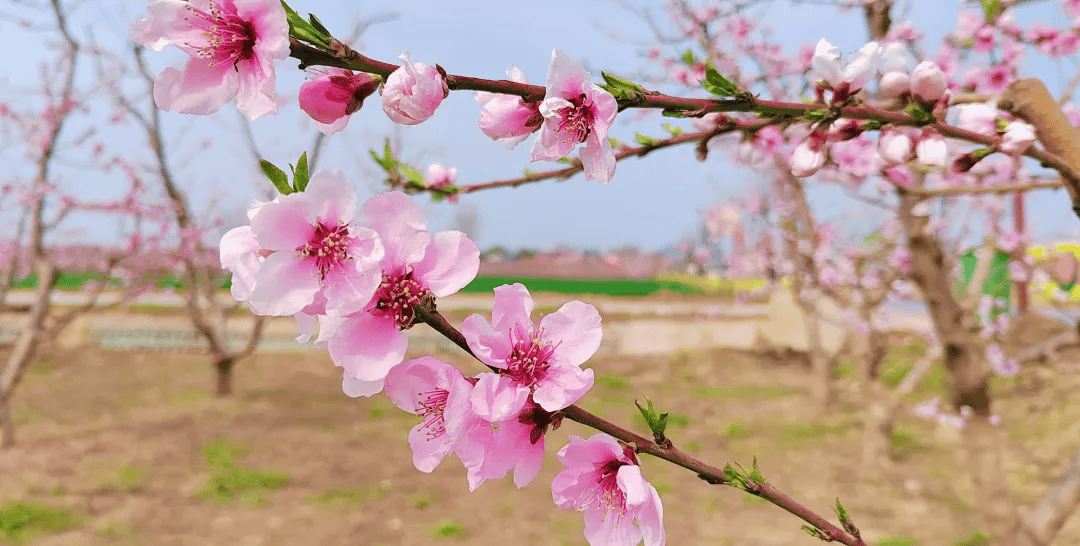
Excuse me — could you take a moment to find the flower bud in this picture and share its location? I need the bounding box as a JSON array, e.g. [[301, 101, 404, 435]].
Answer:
[[879, 71, 910, 97], [299, 69, 381, 125], [382, 52, 449, 125], [999, 120, 1036, 155], [910, 61, 947, 104], [878, 130, 914, 165], [915, 130, 947, 167], [791, 133, 827, 177]]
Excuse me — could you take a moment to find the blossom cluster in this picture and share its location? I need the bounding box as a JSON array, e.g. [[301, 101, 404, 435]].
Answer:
[[218, 174, 662, 545], [131, 2, 619, 182]]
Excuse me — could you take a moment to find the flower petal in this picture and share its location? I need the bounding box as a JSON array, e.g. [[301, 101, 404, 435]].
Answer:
[[469, 372, 529, 421], [248, 252, 320, 316], [540, 301, 603, 367], [327, 313, 407, 381], [412, 230, 480, 297]]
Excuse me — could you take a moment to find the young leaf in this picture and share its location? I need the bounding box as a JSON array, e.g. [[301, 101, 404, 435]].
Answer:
[[259, 160, 293, 195], [662, 123, 684, 136], [634, 133, 656, 147], [681, 49, 695, 65], [834, 498, 849, 524], [293, 152, 310, 192], [702, 62, 738, 97]]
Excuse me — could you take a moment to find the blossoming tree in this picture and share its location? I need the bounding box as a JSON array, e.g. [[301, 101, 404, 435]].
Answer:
[[128, 0, 1080, 544]]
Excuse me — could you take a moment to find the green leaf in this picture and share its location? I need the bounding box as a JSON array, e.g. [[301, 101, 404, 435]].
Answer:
[[803, 109, 827, 121], [801, 525, 824, 539], [400, 165, 427, 187], [662, 123, 684, 137], [981, 0, 1002, 21], [661, 109, 686, 118], [307, 13, 331, 36], [608, 137, 621, 148], [634, 133, 656, 147], [702, 61, 738, 97], [834, 498, 849, 524], [861, 120, 883, 131], [282, 2, 331, 48], [904, 103, 933, 123], [655, 413, 669, 436], [635, 399, 657, 429], [747, 457, 765, 483], [557, 157, 572, 164], [601, 72, 645, 94], [681, 49, 695, 65], [259, 160, 293, 195], [293, 152, 310, 192]]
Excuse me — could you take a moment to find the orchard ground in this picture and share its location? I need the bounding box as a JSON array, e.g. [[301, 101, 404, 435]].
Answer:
[[2, 296, 1079, 546]]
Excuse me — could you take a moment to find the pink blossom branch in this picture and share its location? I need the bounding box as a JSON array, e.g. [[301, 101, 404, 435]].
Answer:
[[414, 304, 866, 546]]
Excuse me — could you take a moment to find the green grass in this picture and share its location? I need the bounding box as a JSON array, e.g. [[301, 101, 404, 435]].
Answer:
[[595, 375, 631, 390], [692, 385, 796, 399], [431, 519, 465, 539], [195, 440, 288, 505], [889, 426, 928, 459], [877, 538, 917, 546], [0, 501, 83, 543], [411, 492, 439, 509], [310, 487, 384, 508], [952, 531, 990, 546], [721, 421, 753, 439], [95, 465, 144, 493]]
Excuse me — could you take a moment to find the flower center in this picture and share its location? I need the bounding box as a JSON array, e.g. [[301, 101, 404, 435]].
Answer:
[[372, 269, 433, 329], [503, 325, 557, 388], [584, 460, 629, 518], [296, 221, 351, 280], [556, 93, 595, 144], [416, 388, 449, 439], [185, 2, 258, 68]]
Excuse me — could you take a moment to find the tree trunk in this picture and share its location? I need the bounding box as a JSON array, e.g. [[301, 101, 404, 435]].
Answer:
[[1019, 447, 1080, 546], [804, 307, 833, 411], [215, 357, 235, 397], [0, 395, 14, 449]]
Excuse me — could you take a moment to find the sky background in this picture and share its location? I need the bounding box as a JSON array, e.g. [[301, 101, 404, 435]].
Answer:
[[1, 0, 1077, 253]]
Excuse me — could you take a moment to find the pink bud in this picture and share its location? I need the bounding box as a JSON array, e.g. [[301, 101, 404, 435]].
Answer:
[[878, 130, 913, 165], [879, 71, 910, 97], [910, 61, 947, 104], [299, 68, 381, 125], [790, 133, 826, 177], [381, 52, 449, 126], [999, 120, 1036, 155], [915, 130, 947, 167]]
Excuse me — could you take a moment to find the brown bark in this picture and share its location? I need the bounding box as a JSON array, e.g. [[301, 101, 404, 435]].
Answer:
[[215, 357, 235, 397], [1018, 447, 1080, 546], [0, 395, 14, 448], [862, 0, 893, 41]]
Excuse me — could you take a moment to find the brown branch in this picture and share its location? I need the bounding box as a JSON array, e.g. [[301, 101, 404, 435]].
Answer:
[[414, 305, 866, 546]]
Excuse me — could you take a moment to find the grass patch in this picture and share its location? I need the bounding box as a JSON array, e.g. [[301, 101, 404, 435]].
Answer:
[[595, 375, 631, 390], [95, 521, 135, 538], [742, 493, 767, 505], [721, 421, 752, 439], [777, 422, 850, 444], [411, 491, 439, 509], [651, 481, 674, 495], [431, 519, 465, 539], [310, 487, 384, 508], [195, 440, 288, 505], [691, 385, 796, 399], [0, 501, 83, 543], [95, 465, 144, 493], [877, 538, 917, 546], [889, 426, 926, 459], [952, 530, 990, 546]]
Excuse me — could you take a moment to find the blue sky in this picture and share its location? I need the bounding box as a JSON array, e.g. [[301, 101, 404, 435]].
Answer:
[[1, 0, 1077, 252]]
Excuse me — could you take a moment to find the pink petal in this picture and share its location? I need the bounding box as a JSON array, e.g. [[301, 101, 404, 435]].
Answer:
[[530, 112, 578, 162], [341, 373, 384, 397], [491, 283, 534, 333], [533, 366, 593, 412], [617, 465, 648, 506], [248, 252, 320, 316], [408, 422, 453, 473], [219, 226, 261, 301], [130, 0, 204, 51], [579, 137, 616, 182], [412, 230, 479, 297], [639, 485, 666, 546], [294, 312, 317, 343], [461, 314, 512, 369], [584, 503, 641, 546], [359, 191, 431, 266], [513, 439, 544, 488], [302, 171, 358, 225], [235, 55, 279, 120], [250, 195, 315, 251], [327, 313, 407, 381], [540, 301, 603, 367], [546, 49, 589, 99], [469, 373, 529, 421], [384, 356, 455, 412], [321, 264, 381, 316], [153, 61, 238, 116]]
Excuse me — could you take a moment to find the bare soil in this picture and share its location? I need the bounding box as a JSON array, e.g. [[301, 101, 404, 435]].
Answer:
[[1, 335, 1079, 545]]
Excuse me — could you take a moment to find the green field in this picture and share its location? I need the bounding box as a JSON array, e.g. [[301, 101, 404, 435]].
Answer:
[[9, 272, 764, 297]]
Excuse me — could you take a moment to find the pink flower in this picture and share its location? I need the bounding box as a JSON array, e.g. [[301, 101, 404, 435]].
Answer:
[[219, 224, 262, 304], [240, 171, 384, 317], [130, 0, 289, 119], [327, 191, 479, 397], [999, 120, 1035, 155], [915, 130, 947, 167], [810, 39, 881, 93], [384, 356, 480, 473], [458, 400, 556, 489], [425, 164, 458, 201], [462, 283, 600, 420], [299, 68, 381, 134], [531, 49, 619, 182], [381, 53, 448, 125], [910, 61, 947, 104], [879, 130, 914, 165], [956, 103, 998, 135], [879, 71, 910, 97], [476, 67, 543, 149], [790, 131, 827, 177], [552, 433, 665, 546]]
